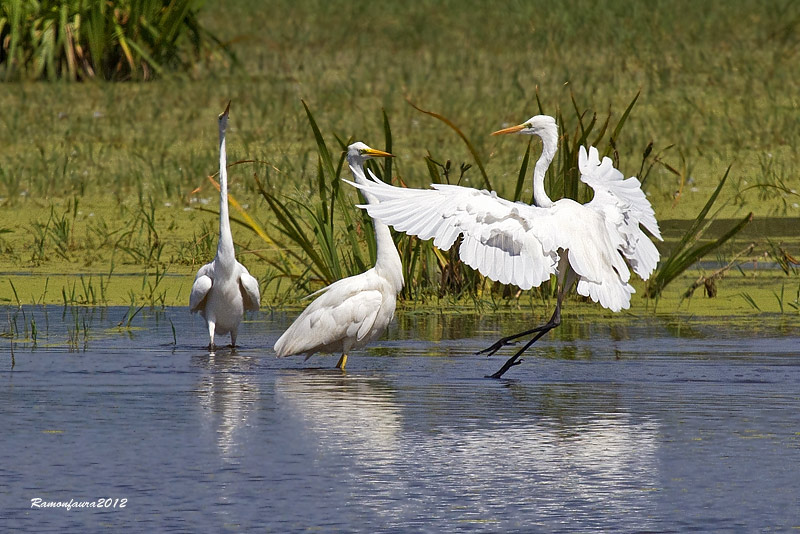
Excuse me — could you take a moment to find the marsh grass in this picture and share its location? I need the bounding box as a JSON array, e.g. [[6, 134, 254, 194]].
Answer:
[[249, 102, 387, 296], [245, 92, 735, 305], [646, 167, 754, 299], [0, 0, 230, 81], [0, 0, 797, 307]]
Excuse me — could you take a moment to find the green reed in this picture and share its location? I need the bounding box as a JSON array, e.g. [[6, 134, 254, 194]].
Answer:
[[0, 0, 796, 307], [646, 167, 753, 299], [0, 0, 229, 81]]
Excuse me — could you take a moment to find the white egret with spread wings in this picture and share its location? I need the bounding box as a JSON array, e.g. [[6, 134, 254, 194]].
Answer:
[[190, 102, 261, 349], [350, 115, 661, 377], [274, 142, 402, 371]]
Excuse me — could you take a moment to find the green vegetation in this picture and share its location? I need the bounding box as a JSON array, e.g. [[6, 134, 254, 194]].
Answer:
[[0, 0, 228, 81], [0, 0, 797, 311]]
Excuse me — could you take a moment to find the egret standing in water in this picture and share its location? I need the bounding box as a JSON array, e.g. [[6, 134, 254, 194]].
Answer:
[[190, 102, 261, 349], [350, 115, 661, 377], [274, 142, 402, 371]]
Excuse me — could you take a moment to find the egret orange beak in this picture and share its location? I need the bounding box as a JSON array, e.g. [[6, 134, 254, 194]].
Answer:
[[364, 148, 394, 158], [491, 123, 526, 136], [219, 100, 231, 120]]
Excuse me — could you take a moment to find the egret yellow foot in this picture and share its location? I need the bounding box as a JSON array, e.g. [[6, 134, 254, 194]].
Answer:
[[336, 354, 348, 371]]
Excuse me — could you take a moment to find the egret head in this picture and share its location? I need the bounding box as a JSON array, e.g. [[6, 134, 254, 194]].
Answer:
[[491, 115, 557, 137], [218, 100, 231, 131], [346, 142, 394, 164]]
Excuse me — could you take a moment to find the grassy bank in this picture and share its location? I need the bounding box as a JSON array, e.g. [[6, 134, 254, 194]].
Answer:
[[0, 0, 798, 308]]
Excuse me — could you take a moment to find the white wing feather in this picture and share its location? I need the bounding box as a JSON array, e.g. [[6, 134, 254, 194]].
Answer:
[[347, 174, 559, 290], [238, 264, 261, 311], [273, 273, 385, 358], [580, 146, 662, 280], [542, 200, 635, 312], [347, 158, 660, 314], [189, 263, 213, 313]]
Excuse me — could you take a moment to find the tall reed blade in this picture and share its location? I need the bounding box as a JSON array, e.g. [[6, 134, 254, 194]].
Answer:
[[646, 165, 753, 298], [512, 139, 532, 202], [406, 97, 493, 191], [605, 91, 641, 160], [382, 108, 393, 180]]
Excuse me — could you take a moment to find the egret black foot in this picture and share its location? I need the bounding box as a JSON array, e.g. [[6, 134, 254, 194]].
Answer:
[[486, 357, 524, 379], [476, 337, 518, 357]]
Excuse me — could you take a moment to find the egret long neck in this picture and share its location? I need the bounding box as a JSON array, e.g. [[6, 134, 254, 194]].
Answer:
[[532, 125, 559, 208], [349, 161, 404, 292], [217, 122, 235, 263]]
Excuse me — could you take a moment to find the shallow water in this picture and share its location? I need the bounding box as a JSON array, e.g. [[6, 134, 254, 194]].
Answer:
[[1, 306, 798, 532]]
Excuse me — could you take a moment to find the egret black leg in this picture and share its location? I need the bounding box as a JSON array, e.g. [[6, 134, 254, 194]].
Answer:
[[483, 259, 574, 378], [477, 304, 562, 357], [486, 326, 552, 379]]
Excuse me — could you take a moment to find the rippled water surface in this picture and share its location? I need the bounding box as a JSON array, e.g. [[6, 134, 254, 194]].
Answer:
[[1, 306, 798, 532]]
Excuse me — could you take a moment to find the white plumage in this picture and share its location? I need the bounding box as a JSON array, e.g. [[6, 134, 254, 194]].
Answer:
[[349, 115, 661, 377], [189, 102, 260, 349], [348, 178, 560, 293], [274, 142, 402, 370]]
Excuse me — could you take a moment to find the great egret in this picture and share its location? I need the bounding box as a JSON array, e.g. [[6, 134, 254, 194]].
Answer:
[[273, 142, 402, 370], [190, 102, 261, 349], [350, 115, 661, 378]]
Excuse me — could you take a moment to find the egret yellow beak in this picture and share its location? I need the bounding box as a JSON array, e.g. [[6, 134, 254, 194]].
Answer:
[[219, 100, 231, 120], [491, 123, 526, 136], [364, 148, 394, 158]]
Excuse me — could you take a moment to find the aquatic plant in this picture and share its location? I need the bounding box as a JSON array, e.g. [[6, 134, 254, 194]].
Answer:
[[645, 167, 753, 299], [0, 0, 796, 307], [251, 102, 383, 295], [682, 243, 755, 300], [0, 0, 230, 81], [177, 219, 217, 267]]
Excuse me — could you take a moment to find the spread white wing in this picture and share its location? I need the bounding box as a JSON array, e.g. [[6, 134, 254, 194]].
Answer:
[[579, 146, 662, 280], [346, 172, 560, 291]]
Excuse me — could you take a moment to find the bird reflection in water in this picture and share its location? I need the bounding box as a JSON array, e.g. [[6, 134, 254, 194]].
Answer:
[[193, 348, 260, 463], [273, 375, 661, 528], [274, 370, 402, 459]]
